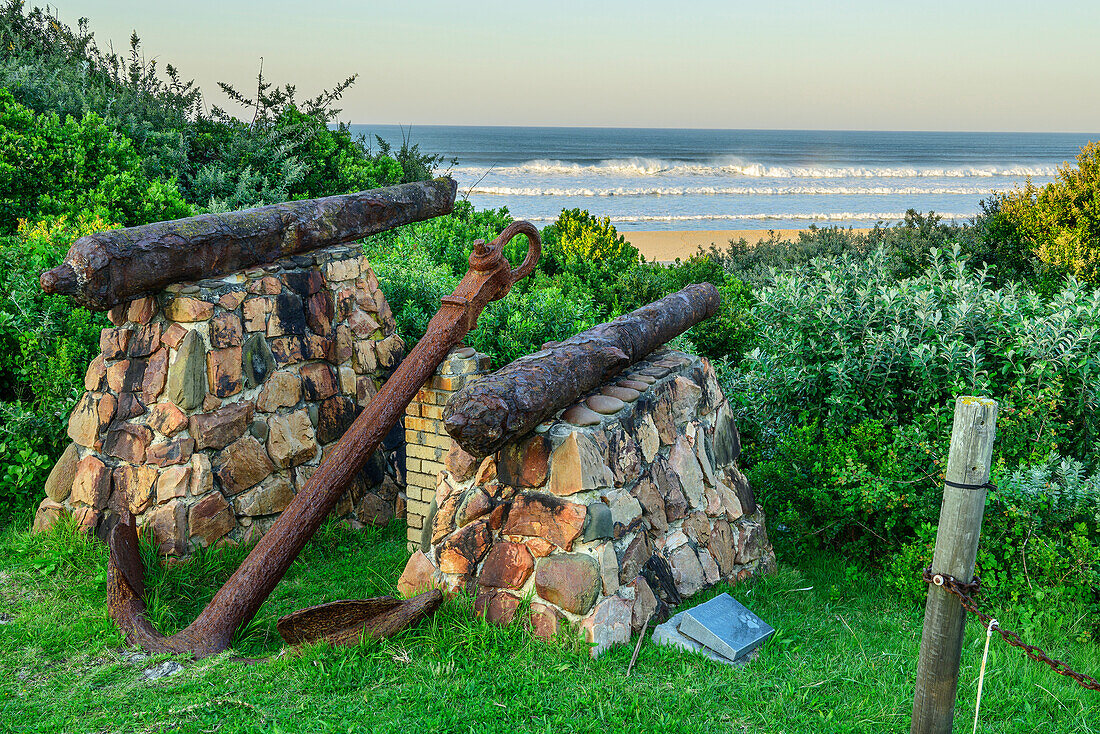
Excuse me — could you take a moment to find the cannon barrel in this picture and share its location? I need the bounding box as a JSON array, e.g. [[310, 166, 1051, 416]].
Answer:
[[40, 178, 458, 311], [443, 283, 721, 456]]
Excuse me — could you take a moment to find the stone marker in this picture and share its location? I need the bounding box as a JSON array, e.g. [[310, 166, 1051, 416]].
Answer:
[[677, 593, 773, 662], [651, 610, 745, 667]]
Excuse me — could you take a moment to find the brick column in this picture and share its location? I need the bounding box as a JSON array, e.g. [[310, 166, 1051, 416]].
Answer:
[[404, 346, 490, 550]]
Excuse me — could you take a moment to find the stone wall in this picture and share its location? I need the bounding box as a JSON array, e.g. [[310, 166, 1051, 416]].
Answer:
[[403, 348, 491, 551], [35, 245, 405, 553], [398, 348, 776, 655]]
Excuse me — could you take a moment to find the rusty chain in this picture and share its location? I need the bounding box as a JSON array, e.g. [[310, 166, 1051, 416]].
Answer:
[[922, 566, 1100, 692]]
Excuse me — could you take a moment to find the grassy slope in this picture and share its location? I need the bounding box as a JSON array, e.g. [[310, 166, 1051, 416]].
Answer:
[[0, 518, 1096, 734]]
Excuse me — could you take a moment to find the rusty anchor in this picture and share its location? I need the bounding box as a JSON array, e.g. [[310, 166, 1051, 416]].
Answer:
[[106, 221, 541, 656]]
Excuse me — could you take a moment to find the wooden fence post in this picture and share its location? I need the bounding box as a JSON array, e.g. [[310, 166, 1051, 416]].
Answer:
[[911, 396, 998, 734]]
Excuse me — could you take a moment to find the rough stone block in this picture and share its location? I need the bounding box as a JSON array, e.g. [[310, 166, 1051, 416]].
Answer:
[[534, 553, 600, 615], [548, 432, 614, 497], [266, 409, 319, 468], [213, 435, 275, 495], [44, 443, 79, 502], [167, 329, 207, 410], [501, 493, 586, 550], [189, 492, 236, 547], [478, 541, 534, 590]]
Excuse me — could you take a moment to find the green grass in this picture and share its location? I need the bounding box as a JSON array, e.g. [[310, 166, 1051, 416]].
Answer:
[[0, 516, 1096, 733]]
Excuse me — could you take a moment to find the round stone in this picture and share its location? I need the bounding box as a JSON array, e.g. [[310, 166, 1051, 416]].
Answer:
[[630, 373, 657, 385], [586, 395, 625, 415], [601, 386, 640, 402], [453, 347, 476, 358], [638, 366, 670, 378], [180, 285, 200, 294], [618, 379, 648, 392], [562, 404, 602, 426]]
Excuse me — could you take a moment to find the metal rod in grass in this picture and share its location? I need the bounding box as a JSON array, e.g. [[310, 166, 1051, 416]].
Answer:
[[626, 613, 653, 678]]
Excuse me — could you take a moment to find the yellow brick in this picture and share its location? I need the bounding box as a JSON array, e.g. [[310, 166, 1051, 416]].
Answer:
[[407, 470, 439, 488], [406, 457, 422, 474], [423, 432, 453, 450], [405, 484, 422, 501], [408, 444, 445, 462], [420, 459, 445, 476], [406, 509, 424, 529], [430, 374, 465, 391], [407, 498, 430, 517], [415, 387, 450, 405], [420, 404, 445, 420], [405, 429, 426, 444], [405, 416, 441, 434], [405, 402, 422, 417]]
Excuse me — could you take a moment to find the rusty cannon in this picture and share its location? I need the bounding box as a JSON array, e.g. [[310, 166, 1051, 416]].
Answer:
[[41, 179, 458, 311], [443, 283, 721, 456], [42, 179, 543, 656]]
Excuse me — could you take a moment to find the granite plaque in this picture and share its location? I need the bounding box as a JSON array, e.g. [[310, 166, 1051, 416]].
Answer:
[[677, 593, 773, 661], [651, 611, 743, 667]]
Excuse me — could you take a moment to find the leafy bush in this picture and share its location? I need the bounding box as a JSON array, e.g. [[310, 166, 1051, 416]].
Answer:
[[537, 209, 643, 312], [365, 221, 601, 367], [467, 286, 601, 367], [984, 142, 1100, 290], [708, 210, 988, 288], [0, 3, 433, 214], [0, 88, 189, 231], [726, 246, 1100, 461], [727, 245, 1100, 625], [364, 200, 517, 279]]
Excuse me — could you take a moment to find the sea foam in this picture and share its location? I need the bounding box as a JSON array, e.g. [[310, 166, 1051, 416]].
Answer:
[[521, 212, 976, 224], [453, 157, 1059, 179]]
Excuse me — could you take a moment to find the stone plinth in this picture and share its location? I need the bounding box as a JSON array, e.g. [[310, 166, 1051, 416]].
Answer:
[[35, 245, 404, 553], [398, 348, 776, 656]]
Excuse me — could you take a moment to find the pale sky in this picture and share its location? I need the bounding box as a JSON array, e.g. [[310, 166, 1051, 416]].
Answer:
[[58, 0, 1100, 132]]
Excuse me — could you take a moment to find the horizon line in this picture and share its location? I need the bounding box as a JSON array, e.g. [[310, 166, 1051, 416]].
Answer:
[[341, 122, 1100, 137]]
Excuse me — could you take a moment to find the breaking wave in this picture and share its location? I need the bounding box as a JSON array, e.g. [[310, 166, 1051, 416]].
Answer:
[[453, 157, 1059, 179], [467, 184, 1005, 197], [521, 212, 975, 224]]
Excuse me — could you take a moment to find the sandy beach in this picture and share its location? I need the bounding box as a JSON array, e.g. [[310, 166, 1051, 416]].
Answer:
[[623, 229, 803, 263], [625, 228, 872, 262]]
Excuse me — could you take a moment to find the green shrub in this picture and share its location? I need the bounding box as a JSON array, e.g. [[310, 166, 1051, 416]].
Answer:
[[984, 141, 1100, 290], [726, 245, 1100, 460], [364, 201, 517, 279], [467, 286, 601, 367], [0, 88, 190, 231], [729, 245, 1100, 625], [0, 4, 431, 214], [537, 209, 643, 312], [708, 211, 990, 287]]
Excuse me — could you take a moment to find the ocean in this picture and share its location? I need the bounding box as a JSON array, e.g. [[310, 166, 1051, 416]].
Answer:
[[349, 125, 1097, 231]]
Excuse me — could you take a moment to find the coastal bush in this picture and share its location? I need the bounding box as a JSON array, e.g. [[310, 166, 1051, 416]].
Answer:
[[467, 286, 601, 367], [725, 246, 1100, 461], [748, 416, 1100, 627], [0, 3, 430, 212], [708, 210, 987, 287], [363, 200, 517, 279], [983, 141, 1100, 290], [0, 215, 115, 510], [365, 231, 601, 367], [727, 245, 1100, 624], [537, 208, 643, 311], [0, 89, 190, 232]]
